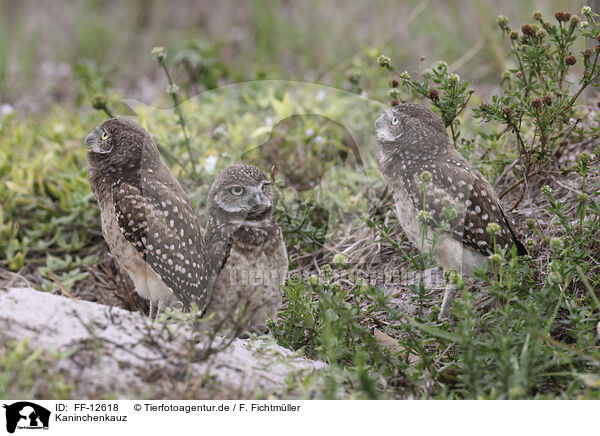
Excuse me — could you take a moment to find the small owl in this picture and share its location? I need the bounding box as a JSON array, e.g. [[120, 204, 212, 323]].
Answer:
[[375, 104, 526, 318], [201, 164, 288, 332], [86, 118, 208, 317]]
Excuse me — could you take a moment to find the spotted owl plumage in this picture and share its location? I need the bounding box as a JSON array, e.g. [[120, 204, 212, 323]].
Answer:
[[87, 118, 208, 316], [201, 164, 288, 332], [375, 103, 526, 317]]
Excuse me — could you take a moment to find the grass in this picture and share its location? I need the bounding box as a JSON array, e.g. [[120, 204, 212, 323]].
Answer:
[[0, 2, 599, 399]]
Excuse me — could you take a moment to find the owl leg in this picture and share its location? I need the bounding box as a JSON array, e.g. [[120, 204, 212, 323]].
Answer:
[[438, 281, 457, 320], [148, 300, 156, 319]]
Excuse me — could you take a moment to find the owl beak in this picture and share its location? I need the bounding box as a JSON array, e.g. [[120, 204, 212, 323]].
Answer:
[[248, 193, 262, 209], [85, 131, 97, 146], [248, 193, 271, 214], [375, 114, 394, 142]]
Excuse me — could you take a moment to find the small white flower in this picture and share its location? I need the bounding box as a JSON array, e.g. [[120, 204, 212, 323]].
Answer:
[[166, 83, 180, 94], [448, 73, 460, 83], [265, 116, 273, 127], [316, 89, 326, 101], [581, 21, 589, 28], [202, 155, 218, 174], [314, 135, 325, 144], [305, 128, 314, 136], [582, 6, 591, 15], [0, 104, 14, 117]]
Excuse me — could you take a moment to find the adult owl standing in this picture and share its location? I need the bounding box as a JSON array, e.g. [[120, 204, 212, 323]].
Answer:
[[87, 118, 208, 317], [201, 164, 288, 332], [374, 104, 526, 319]]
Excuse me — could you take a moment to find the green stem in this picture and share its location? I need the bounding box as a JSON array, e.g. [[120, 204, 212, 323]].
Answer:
[[159, 61, 198, 176]]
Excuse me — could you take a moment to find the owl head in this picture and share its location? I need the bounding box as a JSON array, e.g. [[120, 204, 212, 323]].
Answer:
[[86, 118, 159, 176], [207, 164, 274, 223], [375, 103, 448, 153]]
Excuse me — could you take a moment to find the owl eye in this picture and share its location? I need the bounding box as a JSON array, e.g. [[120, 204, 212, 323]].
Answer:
[[391, 117, 399, 126], [261, 182, 271, 192], [230, 186, 245, 196], [101, 131, 109, 141]]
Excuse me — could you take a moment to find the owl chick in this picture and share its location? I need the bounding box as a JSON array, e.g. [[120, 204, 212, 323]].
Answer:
[[375, 104, 526, 319], [201, 164, 288, 332], [87, 118, 208, 317]]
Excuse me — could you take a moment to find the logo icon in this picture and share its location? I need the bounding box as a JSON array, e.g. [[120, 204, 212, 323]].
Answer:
[[3, 402, 50, 434]]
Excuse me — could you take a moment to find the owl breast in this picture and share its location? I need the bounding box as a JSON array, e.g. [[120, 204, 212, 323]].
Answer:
[[99, 197, 175, 307], [204, 231, 288, 329], [388, 178, 485, 276]]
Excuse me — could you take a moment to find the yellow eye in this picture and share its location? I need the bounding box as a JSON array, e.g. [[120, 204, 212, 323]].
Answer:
[[101, 131, 109, 141], [230, 186, 244, 196], [391, 117, 399, 126]]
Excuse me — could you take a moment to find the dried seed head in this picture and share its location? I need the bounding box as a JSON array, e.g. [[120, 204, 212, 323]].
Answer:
[[531, 98, 542, 108], [554, 11, 571, 22], [429, 88, 440, 100], [509, 29, 519, 39], [533, 10, 542, 20], [519, 35, 529, 44], [502, 106, 512, 117], [596, 44, 600, 54], [570, 15, 581, 25], [521, 23, 535, 36], [565, 55, 577, 66], [542, 95, 552, 106], [390, 79, 399, 88], [390, 99, 399, 106], [583, 48, 593, 58]]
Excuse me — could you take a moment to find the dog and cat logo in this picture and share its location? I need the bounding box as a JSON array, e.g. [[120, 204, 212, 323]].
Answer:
[[2, 402, 50, 433]]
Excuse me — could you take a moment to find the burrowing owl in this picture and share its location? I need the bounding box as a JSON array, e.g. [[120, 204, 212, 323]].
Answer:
[[87, 118, 208, 317], [374, 103, 526, 318], [202, 164, 288, 332]]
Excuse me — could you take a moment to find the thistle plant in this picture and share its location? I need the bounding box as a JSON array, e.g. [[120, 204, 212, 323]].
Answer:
[[473, 8, 600, 205], [378, 56, 473, 144]]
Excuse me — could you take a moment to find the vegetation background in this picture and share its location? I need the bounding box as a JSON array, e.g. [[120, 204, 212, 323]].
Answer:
[[1, 0, 599, 399]]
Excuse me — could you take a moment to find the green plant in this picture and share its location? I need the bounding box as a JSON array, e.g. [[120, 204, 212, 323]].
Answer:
[[377, 56, 473, 144], [0, 339, 74, 399]]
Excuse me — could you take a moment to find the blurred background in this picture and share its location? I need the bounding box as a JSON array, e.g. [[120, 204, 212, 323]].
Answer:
[[0, 0, 578, 114]]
